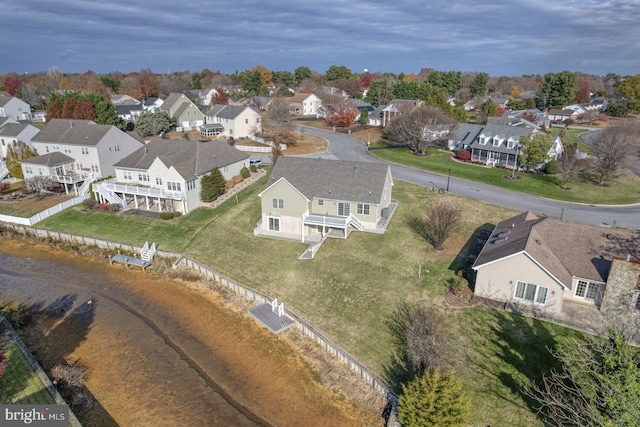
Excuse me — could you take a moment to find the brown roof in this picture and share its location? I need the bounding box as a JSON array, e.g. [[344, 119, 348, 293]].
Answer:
[[114, 138, 249, 180], [32, 119, 111, 146], [473, 212, 640, 288]]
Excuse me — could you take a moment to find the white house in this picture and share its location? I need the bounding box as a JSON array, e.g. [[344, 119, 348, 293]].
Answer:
[[202, 105, 261, 139], [94, 138, 249, 214], [284, 93, 322, 116], [23, 119, 144, 193], [0, 92, 32, 121]]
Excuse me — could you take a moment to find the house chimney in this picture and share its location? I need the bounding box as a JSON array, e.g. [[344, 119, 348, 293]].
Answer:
[[144, 147, 148, 155], [626, 254, 631, 262]]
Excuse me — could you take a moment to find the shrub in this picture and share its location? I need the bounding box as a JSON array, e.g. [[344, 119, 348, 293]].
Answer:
[[455, 149, 471, 161], [160, 212, 174, 220], [50, 363, 85, 390], [249, 164, 257, 173], [98, 203, 109, 211], [545, 159, 559, 174], [232, 175, 243, 185], [225, 180, 235, 190], [108, 203, 121, 213], [173, 211, 182, 218], [82, 198, 98, 210], [240, 167, 251, 179]]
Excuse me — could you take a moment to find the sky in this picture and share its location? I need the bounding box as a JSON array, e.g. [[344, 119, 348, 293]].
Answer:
[[1, 0, 638, 77]]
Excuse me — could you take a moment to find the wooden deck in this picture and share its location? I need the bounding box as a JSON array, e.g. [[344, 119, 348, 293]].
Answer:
[[109, 254, 153, 270]]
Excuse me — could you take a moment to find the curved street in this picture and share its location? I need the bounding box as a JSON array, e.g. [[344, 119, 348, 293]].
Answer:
[[296, 126, 640, 229]]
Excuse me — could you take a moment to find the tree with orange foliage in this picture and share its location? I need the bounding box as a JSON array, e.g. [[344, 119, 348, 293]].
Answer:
[[45, 100, 62, 122], [2, 73, 21, 96], [211, 89, 229, 106], [61, 97, 77, 118], [73, 100, 96, 120], [252, 65, 273, 86]]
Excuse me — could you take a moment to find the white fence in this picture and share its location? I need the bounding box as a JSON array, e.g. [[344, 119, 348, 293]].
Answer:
[[0, 194, 89, 226]]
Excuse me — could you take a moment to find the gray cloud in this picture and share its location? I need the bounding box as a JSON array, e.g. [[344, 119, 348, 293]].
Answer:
[[0, 0, 637, 76]]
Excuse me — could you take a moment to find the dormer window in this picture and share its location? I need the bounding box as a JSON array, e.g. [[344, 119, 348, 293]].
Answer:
[[507, 140, 515, 149], [479, 137, 486, 145], [492, 137, 500, 147]]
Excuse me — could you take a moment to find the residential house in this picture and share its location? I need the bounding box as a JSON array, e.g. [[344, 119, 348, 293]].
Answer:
[[201, 105, 261, 139], [472, 211, 640, 334], [249, 96, 273, 112], [464, 96, 508, 112], [0, 120, 39, 160], [547, 109, 577, 123], [110, 94, 140, 106], [256, 157, 394, 242], [381, 99, 422, 126], [228, 96, 249, 106], [116, 104, 144, 122], [449, 123, 562, 168], [368, 105, 385, 126], [159, 93, 204, 130], [0, 92, 32, 121], [143, 97, 164, 113], [284, 93, 321, 116], [563, 103, 602, 114], [94, 138, 249, 214], [23, 119, 144, 193]]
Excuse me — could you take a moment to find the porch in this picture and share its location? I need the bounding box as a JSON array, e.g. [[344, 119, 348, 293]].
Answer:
[[93, 180, 187, 213], [471, 149, 518, 168]]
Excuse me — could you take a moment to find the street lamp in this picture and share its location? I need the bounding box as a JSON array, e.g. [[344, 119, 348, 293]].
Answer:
[[447, 168, 451, 191]]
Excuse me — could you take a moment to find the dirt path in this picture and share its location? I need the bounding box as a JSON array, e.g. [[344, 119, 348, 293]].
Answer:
[[0, 241, 381, 426]]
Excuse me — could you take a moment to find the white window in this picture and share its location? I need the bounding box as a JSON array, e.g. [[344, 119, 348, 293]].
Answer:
[[514, 281, 548, 305], [91, 164, 99, 173], [268, 217, 280, 232], [38, 167, 45, 176], [167, 182, 181, 191], [479, 137, 486, 145], [575, 280, 601, 302], [123, 170, 132, 180], [156, 175, 163, 185], [45, 145, 49, 153], [506, 140, 515, 149], [64, 145, 71, 153], [492, 138, 500, 147], [318, 199, 324, 206], [245, 118, 249, 124], [114, 145, 120, 152], [25, 165, 33, 174], [138, 172, 149, 182], [81, 147, 89, 155], [338, 202, 350, 217], [186, 180, 195, 191], [357, 203, 370, 215], [272, 198, 284, 209]]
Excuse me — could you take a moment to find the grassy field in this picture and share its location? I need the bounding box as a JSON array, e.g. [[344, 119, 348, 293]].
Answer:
[[35, 176, 586, 426], [369, 145, 640, 204], [0, 340, 56, 404]]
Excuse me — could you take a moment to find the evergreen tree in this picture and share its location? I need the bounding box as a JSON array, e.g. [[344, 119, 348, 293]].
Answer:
[[134, 111, 173, 137], [200, 169, 226, 202], [359, 108, 369, 125], [398, 367, 470, 427], [469, 72, 489, 97]]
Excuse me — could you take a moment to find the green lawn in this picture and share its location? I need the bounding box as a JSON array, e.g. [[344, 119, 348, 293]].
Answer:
[[0, 341, 56, 404], [34, 176, 588, 425], [370, 145, 640, 204]]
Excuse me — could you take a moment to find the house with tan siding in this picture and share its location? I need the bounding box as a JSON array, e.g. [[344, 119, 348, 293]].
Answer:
[[472, 212, 640, 327], [256, 157, 394, 242]]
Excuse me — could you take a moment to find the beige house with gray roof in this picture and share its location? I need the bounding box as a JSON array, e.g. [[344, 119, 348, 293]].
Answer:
[[160, 93, 204, 130], [23, 119, 143, 193], [202, 105, 261, 139], [472, 212, 640, 323], [94, 138, 249, 214], [256, 157, 394, 242]]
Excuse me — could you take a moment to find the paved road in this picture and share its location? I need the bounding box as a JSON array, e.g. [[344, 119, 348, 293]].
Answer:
[[298, 126, 640, 229]]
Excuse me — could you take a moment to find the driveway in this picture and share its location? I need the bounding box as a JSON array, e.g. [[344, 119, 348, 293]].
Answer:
[[300, 126, 640, 229]]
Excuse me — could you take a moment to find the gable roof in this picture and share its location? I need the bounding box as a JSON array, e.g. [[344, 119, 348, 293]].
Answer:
[[0, 122, 31, 137], [205, 104, 255, 119], [0, 91, 16, 108], [473, 212, 640, 288], [159, 93, 184, 111], [265, 157, 391, 204], [32, 119, 112, 146], [114, 138, 249, 180], [287, 93, 316, 103]]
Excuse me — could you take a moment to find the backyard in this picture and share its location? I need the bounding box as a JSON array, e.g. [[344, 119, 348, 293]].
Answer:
[[35, 175, 585, 426]]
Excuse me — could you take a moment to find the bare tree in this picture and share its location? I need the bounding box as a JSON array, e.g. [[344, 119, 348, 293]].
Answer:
[[589, 123, 640, 185], [261, 97, 296, 147], [557, 143, 587, 189], [384, 106, 455, 155], [317, 92, 358, 127], [25, 176, 53, 198], [409, 199, 462, 250]]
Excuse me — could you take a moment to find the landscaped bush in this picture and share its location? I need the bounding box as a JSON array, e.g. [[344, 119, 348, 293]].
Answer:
[[240, 167, 251, 179], [249, 164, 257, 173], [173, 211, 182, 218], [232, 175, 243, 185], [225, 181, 235, 190], [98, 203, 109, 211], [82, 198, 98, 210], [108, 203, 121, 213], [160, 212, 174, 220], [455, 149, 471, 161], [545, 159, 559, 174], [50, 363, 85, 390]]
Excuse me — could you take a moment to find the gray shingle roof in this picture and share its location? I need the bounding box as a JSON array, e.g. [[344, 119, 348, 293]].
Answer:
[[205, 105, 249, 119], [32, 119, 111, 146], [22, 152, 75, 166], [159, 93, 183, 111], [0, 122, 30, 137], [114, 138, 249, 180], [267, 157, 391, 204], [473, 212, 640, 288]]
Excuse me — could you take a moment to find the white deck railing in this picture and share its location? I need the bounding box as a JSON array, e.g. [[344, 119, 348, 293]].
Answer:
[[94, 180, 185, 201]]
